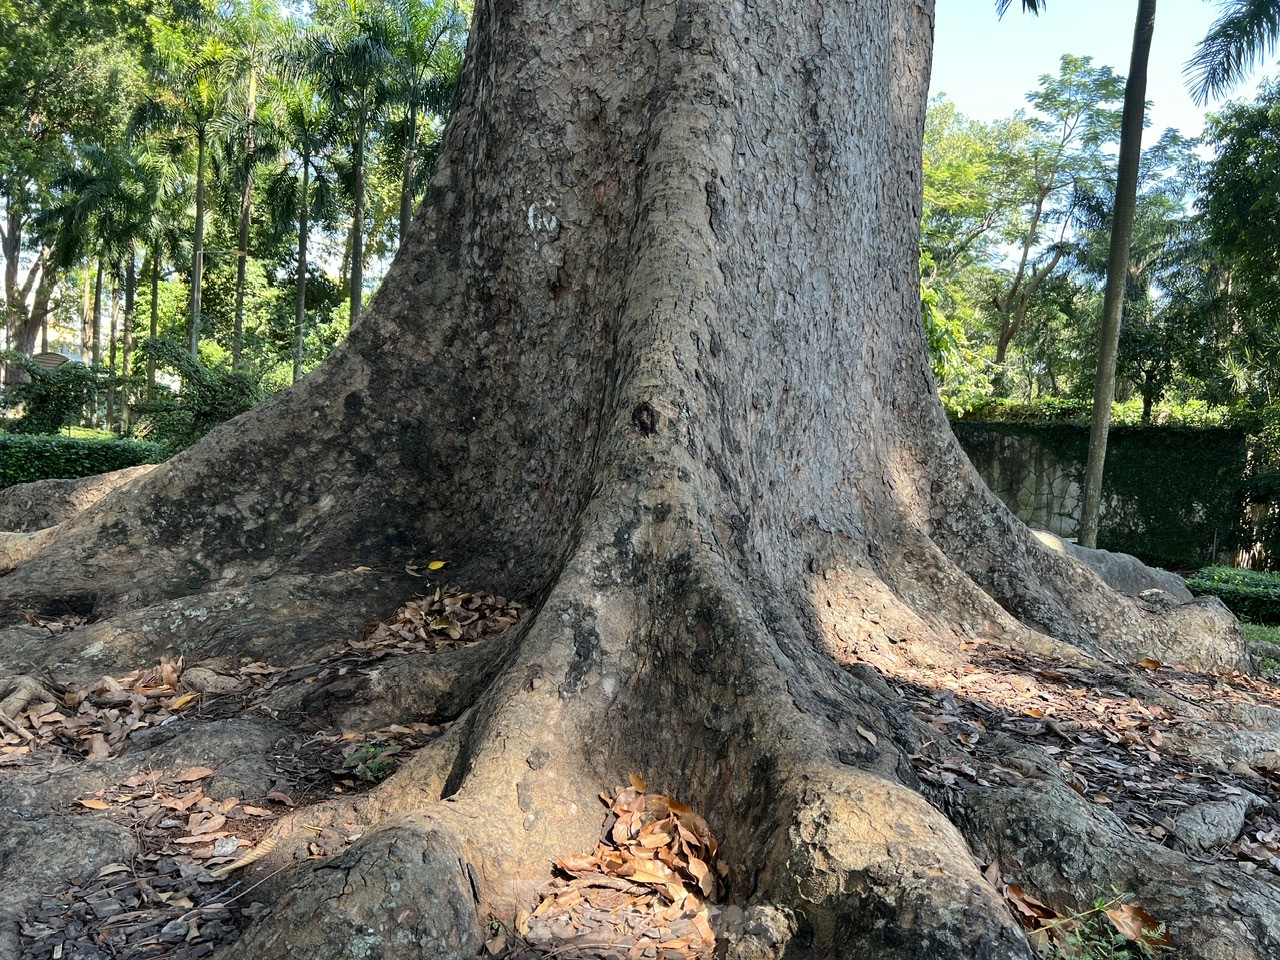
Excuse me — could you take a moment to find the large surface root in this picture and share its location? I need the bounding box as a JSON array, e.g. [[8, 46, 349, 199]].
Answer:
[[2, 484, 1276, 960]]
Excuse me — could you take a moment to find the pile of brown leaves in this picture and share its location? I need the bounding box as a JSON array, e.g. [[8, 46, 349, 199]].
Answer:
[[3, 585, 523, 768], [488, 779, 728, 960], [72, 765, 283, 878], [1, 658, 200, 764], [351, 587, 523, 656], [983, 863, 1170, 955]]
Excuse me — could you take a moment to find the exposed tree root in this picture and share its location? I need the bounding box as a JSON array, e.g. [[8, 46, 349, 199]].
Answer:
[[4, 483, 1279, 959], [0, 464, 158, 533]]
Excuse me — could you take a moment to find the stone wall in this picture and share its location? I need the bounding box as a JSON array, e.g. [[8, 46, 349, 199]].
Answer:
[[953, 421, 1250, 571]]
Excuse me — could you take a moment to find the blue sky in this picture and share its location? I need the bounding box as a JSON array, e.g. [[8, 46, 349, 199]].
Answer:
[[930, 1, 1273, 138]]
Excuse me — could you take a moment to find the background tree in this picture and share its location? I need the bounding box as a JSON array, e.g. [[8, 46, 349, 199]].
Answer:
[[134, 18, 238, 357], [384, 0, 467, 243], [298, 1, 397, 326], [986, 55, 1123, 383]]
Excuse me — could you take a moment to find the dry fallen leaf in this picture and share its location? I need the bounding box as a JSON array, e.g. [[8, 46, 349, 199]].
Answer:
[[76, 798, 112, 810], [172, 766, 216, 783], [1105, 903, 1172, 948]]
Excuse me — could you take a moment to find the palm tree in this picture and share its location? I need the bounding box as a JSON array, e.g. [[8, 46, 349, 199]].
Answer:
[[133, 24, 237, 357], [297, 3, 397, 326], [221, 0, 285, 369], [386, 0, 466, 243], [1188, 0, 1280, 104], [998, 0, 1156, 548], [264, 79, 337, 383]]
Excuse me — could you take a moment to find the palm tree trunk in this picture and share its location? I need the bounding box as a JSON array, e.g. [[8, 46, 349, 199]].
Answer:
[[122, 242, 136, 429], [91, 258, 104, 369], [191, 132, 208, 358], [106, 281, 119, 430], [399, 103, 418, 244], [233, 68, 259, 370], [1080, 0, 1157, 548], [81, 263, 92, 362], [351, 120, 366, 326], [148, 247, 159, 399], [294, 154, 311, 385]]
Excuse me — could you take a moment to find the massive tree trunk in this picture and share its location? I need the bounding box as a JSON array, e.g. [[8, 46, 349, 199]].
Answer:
[[1, 2, 1277, 959]]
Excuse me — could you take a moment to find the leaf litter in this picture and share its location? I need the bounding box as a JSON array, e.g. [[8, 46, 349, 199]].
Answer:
[[485, 778, 731, 960], [850, 640, 1280, 954], [5, 583, 523, 960]]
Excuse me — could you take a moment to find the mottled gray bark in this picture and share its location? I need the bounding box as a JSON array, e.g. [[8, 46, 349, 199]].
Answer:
[[0, 2, 1275, 958]]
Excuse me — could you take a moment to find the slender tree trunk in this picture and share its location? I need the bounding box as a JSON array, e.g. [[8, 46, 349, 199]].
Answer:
[[294, 154, 311, 384], [89, 257, 104, 427], [191, 132, 208, 359], [148, 247, 160, 398], [2, 179, 23, 349], [399, 103, 418, 244], [91, 258, 103, 369], [122, 243, 136, 429], [106, 281, 119, 430], [0, 4, 1274, 960], [80, 263, 92, 362], [1080, 0, 1157, 548], [350, 121, 366, 326], [233, 68, 259, 370]]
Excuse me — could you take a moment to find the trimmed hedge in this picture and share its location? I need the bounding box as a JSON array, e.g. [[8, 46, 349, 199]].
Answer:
[[1186, 566, 1280, 624], [0, 432, 166, 489]]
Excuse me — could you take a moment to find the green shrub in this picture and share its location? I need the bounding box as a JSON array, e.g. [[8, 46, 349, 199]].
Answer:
[[131, 339, 263, 453], [0, 352, 102, 434], [1186, 566, 1280, 624], [954, 396, 1243, 427], [0, 432, 166, 489]]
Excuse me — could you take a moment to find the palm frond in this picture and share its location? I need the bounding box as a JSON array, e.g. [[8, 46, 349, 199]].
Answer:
[[1187, 0, 1280, 105], [995, 0, 1044, 17]]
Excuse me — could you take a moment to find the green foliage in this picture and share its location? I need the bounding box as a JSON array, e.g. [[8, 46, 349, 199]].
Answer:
[[1040, 901, 1166, 960], [0, 432, 165, 489], [955, 396, 1237, 428], [343, 742, 401, 782], [1244, 622, 1280, 674], [0, 354, 101, 434], [1187, 566, 1280, 623], [132, 338, 263, 451]]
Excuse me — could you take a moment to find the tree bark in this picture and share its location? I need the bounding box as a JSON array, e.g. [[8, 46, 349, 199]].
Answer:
[[0, 3, 1276, 959], [1079, 0, 1157, 548]]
